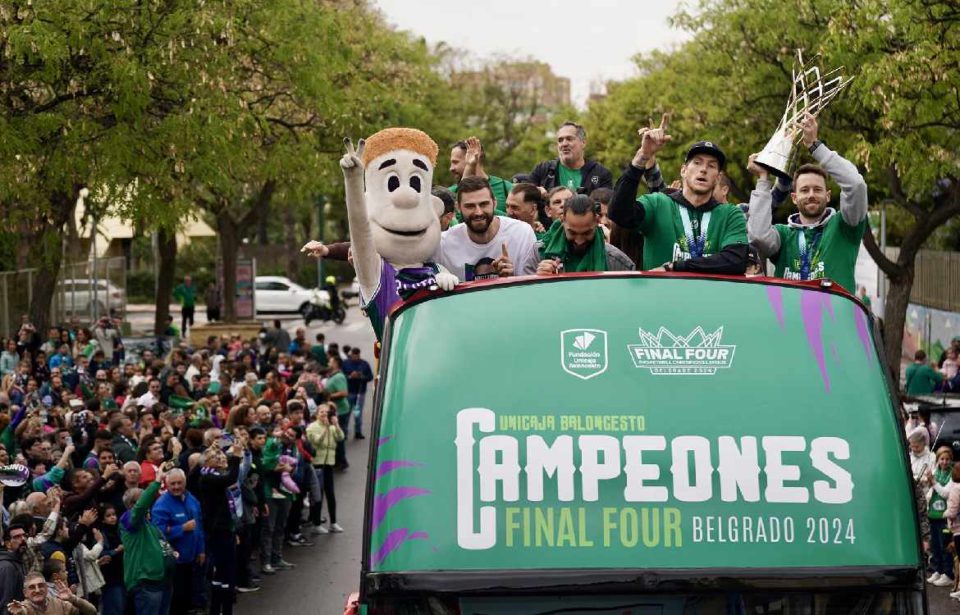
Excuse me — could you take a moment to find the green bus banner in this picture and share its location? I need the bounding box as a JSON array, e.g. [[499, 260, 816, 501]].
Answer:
[[368, 277, 918, 572]]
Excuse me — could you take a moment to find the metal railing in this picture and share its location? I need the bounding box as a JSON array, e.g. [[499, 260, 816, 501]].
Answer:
[[0, 257, 127, 335]]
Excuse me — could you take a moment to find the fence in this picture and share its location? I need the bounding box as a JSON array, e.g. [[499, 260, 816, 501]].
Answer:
[[885, 248, 960, 313], [0, 256, 127, 336]]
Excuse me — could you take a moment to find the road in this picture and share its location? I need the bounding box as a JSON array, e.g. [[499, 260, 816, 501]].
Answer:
[[213, 304, 373, 615], [930, 583, 956, 612]]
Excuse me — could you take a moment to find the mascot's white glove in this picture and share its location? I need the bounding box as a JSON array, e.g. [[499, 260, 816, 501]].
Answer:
[[435, 270, 458, 291]]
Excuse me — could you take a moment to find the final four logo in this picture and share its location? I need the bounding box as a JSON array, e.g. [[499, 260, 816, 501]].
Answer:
[[627, 326, 736, 376]]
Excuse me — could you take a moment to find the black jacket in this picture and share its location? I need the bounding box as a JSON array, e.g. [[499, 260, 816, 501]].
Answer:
[[0, 549, 24, 613], [529, 159, 613, 195], [198, 456, 241, 533]]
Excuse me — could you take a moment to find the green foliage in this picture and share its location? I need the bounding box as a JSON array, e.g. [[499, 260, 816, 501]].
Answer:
[[125, 270, 157, 304], [587, 0, 960, 224]]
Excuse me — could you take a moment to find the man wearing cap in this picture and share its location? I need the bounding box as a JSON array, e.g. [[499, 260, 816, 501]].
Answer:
[[747, 113, 868, 291], [609, 121, 748, 273]]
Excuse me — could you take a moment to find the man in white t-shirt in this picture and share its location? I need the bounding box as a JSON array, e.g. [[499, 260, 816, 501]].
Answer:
[[137, 378, 161, 409], [436, 176, 539, 282]]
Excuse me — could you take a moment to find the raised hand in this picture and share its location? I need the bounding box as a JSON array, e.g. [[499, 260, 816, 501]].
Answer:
[[747, 153, 769, 181], [633, 113, 672, 167], [465, 136, 482, 170], [79, 508, 98, 526], [799, 112, 819, 147], [493, 243, 514, 277], [54, 580, 74, 601], [6, 600, 27, 614], [340, 137, 366, 176], [102, 463, 119, 480], [300, 240, 330, 259]]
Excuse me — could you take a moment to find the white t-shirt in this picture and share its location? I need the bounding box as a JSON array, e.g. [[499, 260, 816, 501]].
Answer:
[[436, 216, 538, 282]]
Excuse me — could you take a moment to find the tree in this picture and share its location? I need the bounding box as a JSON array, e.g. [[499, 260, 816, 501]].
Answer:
[[441, 57, 577, 184], [0, 0, 223, 331], [586, 0, 960, 376]]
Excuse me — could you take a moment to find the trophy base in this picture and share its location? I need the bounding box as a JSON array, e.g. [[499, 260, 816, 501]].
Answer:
[[756, 160, 793, 182]]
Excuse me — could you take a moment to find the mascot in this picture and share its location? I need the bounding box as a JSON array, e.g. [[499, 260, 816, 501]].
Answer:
[[312, 129, 456, 341]]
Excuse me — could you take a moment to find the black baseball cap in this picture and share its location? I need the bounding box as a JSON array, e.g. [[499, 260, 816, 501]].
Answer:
[[685, 141, 726, 169]]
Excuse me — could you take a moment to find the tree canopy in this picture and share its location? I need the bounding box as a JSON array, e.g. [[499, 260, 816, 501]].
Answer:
[[585, 0, 960, 373]]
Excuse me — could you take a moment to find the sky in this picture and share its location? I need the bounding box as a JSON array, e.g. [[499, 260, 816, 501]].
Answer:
[[374, 0, 691, 107]]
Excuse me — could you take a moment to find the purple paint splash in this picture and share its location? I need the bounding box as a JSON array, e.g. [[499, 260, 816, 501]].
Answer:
[[800, 290, 837, 392], [853, 307, 873, 362], [377, 435, 394, 447], [372, 528, 429, 566], [372, 487, 431, 532], [767, 286, 785, 330], [375, 460, 423, 480]]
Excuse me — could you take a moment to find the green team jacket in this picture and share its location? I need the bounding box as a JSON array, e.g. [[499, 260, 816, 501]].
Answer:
[[748, 143, 868, 292], [631, 192, 747, 270], [173, 283, 197, 308], [120, 481, 173, 590]]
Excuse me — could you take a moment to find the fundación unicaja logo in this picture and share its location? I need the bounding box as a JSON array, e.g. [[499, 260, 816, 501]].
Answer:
[[627, 326, 736, 375], [560, 329, 608, 380]]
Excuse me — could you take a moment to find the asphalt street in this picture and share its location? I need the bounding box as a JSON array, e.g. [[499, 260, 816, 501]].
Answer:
[[930, 583, 956, 612], [225, 304, 375, 615]]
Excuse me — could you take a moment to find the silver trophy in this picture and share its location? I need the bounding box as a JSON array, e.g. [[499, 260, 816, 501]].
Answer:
[[756, 51, 853, 180]]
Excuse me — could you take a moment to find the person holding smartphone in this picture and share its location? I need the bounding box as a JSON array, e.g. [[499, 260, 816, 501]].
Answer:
[[306, 404, 344, 534]]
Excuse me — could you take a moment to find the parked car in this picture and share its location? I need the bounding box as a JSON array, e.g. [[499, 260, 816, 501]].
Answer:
[[254, 276, 327, 315], [56, 278, 125, 316]]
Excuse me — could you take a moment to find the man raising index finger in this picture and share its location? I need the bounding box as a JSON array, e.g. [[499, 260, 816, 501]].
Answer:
[[608, 122, 748, 274]]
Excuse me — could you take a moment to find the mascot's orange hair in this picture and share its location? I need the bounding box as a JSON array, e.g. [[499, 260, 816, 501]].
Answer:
[[361, 127, 439, 169]]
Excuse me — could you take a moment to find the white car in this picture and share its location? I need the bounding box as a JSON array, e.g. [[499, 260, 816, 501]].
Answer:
[[57, 279, 125, 316], [254, 276, 328, 315]]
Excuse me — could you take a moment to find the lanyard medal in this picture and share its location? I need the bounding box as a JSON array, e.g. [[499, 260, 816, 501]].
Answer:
[[679, 207, 711, 259], [798, 229, 823, 280]]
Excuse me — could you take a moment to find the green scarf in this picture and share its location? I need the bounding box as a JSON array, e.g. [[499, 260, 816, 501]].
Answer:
[[539, 219, 608, 272]]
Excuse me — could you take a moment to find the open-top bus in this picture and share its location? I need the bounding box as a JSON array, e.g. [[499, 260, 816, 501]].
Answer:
[[356, 273, 924, 614]]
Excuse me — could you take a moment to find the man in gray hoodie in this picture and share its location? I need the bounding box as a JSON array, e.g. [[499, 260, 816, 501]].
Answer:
[[746, 112, 868, 292]]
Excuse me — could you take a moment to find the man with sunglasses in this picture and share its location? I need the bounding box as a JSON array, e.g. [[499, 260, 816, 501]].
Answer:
[[536, 195, 635, 274]]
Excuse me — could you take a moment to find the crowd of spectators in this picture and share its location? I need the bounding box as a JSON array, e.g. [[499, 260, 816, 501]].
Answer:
[[0, 315, 371, 614]]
